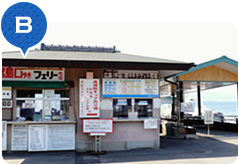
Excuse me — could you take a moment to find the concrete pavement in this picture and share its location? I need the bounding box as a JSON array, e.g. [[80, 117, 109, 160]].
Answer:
[[2, 129, 238, 164]]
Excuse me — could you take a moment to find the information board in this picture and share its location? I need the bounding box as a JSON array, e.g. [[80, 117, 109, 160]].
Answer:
[[47, 124, 75, 150], [103, 79, 159, 98], [2, 121, 7, 151], [83, 119, 113, 133], [204, 110, 214, 125], [144, 119, 158, 129], [28, 124, 75, 151], [79, 79, 100, 118], [11, 125, 28, 151], [28, 125, 48, 151]]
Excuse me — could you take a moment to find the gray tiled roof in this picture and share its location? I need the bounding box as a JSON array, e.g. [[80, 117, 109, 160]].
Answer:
[[2, 50, 187, 64]]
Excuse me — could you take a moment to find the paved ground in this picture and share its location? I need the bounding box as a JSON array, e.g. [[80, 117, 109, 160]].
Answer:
[[2, 129, 238, 164]]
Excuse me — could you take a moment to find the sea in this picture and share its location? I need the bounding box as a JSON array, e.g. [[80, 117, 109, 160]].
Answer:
[[203, 101, 238, 116]]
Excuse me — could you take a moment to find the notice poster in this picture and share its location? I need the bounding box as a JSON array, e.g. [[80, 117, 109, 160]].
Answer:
[[79, 79, 100, 118], [2, 121, 7, 151], [28, 125, 48, 151], [144, 119, 158, 129], [11, 125, 28, 151], [83, 119, 113, 133], [204, 110, 214, 125], [48, 124, 75, 150], [103, 79, 159, 98]]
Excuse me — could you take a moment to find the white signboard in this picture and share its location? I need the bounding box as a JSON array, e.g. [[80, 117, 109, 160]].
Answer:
[[28, 125, 48, 151], [204, 110, 214, 125], [103, 69, 158, 79], [11, 125, 28, 151], [2, 100, 13, 108], [79, 79, 100, 118], [28, 124, 75, 152], [2, 87, 12, 99], [103, 79, 159, 98], [48, 124, 75, 150], [2, 67, 65, 81], [144, 119, 158, 129], [2, 121, 7, 151], [83, 119, 113, 133]]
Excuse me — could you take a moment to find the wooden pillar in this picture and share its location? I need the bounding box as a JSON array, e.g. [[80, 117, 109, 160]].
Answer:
[[197, 82, 201, 116]]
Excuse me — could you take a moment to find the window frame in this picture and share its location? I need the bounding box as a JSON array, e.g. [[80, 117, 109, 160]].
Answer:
[[16, 89, 70, 121]]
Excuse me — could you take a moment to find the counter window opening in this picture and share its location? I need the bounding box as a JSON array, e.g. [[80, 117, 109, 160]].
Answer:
[[16, 89, 70, 121], [113, 98, 153, 118]]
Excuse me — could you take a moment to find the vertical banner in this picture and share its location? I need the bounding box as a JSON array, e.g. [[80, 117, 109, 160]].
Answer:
[[2, 121, 7, 151], [79, 79, 100, 118]]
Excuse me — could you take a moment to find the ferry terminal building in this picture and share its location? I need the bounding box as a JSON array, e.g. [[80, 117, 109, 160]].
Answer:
[[2, 44, 196, 152]]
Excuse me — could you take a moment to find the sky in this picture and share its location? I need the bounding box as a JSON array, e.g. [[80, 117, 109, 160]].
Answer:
[[1, 1, 238, 100]]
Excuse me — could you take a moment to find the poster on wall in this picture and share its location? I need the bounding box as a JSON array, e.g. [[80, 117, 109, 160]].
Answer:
[[2, 121, 7, 151], [28, 124, 75, 151], [144, 119, 158, 129], [79, 79, 100, 118], [11, 125, 28, 151], [103, 79, 159, 98], [2, 67, 65, 81], [48, 124, 75, 150], [83, 119, 113, 133], [28, 125, 48, 151]]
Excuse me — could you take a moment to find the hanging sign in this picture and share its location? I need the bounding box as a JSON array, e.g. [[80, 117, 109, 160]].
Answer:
[[2, 121, 7, 151], [79, 79, 100, 118], [2, 67, 64, 81], [83, 119, 113, 133], [103, 79, 159, 98]]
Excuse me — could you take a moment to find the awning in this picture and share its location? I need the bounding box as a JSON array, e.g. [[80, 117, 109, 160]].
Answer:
[[2, 81, 67, 88]]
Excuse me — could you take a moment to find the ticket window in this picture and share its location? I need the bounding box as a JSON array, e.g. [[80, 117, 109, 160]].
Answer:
[[113, 98, 153, 118], [16, 89, 69, 121], [113, 99, 132, 118], [135, 99, 153, 118]]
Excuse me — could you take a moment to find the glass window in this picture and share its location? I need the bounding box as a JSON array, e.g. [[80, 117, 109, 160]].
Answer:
[[113, 99, 132, 118], [16, 89, 70, 121], [135, 99, 153, 118], [113, 98, 153, 118]]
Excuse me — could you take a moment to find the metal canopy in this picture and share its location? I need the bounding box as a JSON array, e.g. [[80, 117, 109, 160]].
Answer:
[[163, 56, 238, 93]]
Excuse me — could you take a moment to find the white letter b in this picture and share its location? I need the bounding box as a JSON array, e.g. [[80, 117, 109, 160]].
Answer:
[[15, 17, 32, 33]]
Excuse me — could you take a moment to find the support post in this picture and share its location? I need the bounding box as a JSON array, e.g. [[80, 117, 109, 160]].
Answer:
[[172, 92, 175, 116], [197, 82, 201, 116]]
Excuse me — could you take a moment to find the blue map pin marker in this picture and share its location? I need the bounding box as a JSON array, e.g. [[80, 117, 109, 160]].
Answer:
[[1, 2, 47, 58]]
